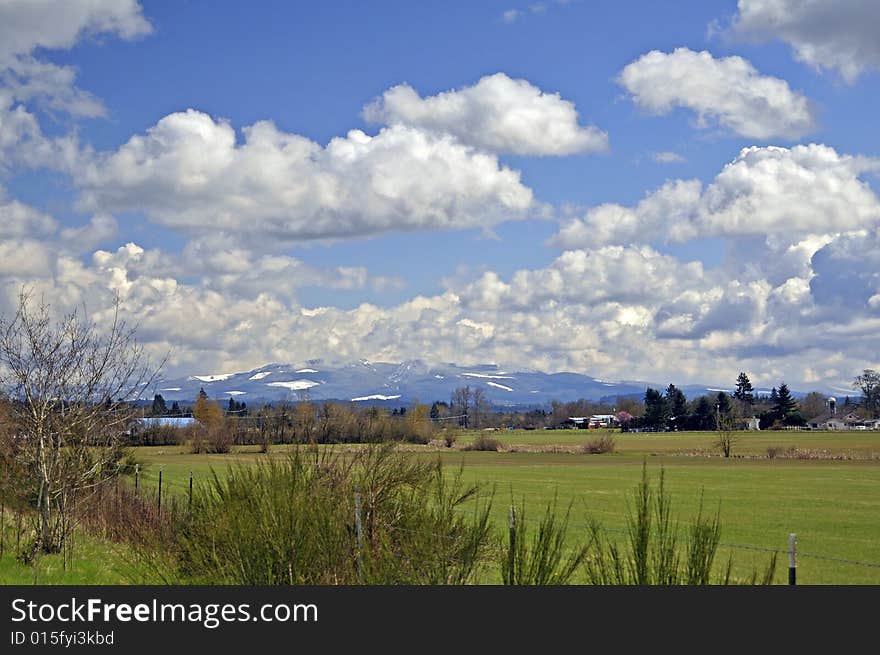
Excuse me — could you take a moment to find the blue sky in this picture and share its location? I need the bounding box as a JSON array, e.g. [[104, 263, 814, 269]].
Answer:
[[1, 0, 879, 391]]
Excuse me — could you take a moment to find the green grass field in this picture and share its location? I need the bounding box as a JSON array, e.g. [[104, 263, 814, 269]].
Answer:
[[444, 453, 880, 584], [121, 430, 880, 585], [0, 526, 138, 585], [458, 428, 880, 456], [3, 430, 879, 584]]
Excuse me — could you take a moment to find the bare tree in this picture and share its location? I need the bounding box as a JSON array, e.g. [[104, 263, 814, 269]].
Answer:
[[714, 408, 737, 458], [274, 398, 293, 446], [472, 387, 491, 429], [853, 369, 880, 418], [799, 391, 827, 422], [293, 400, 316, 443], [450, 386, 472, 428], [0, 290, 162, 553]]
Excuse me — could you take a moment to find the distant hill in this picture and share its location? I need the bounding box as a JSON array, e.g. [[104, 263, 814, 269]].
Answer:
[[145, 359, 783, 407]]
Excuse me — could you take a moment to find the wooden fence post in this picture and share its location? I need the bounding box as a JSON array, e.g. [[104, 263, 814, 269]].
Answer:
[[508, 505, 517, 584], [354, 489, 364, 584]]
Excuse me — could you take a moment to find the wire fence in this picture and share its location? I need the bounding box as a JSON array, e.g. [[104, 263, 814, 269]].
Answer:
[[509, 517, 880, 571], [364, 504, 880, 585], [528, 516, 880, 571], [87, 467, 880, 581], [372, 494, 880, 572], [6, 454, 875, 583]]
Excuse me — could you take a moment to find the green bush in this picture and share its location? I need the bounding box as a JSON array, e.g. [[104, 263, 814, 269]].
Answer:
[[500, 496, 589, 585], [462, 435, 503, 452], [583, 463, 777, 585], [165, 444, 493, 584]]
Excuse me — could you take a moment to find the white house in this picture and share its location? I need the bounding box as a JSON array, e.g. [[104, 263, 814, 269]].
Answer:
[[589, 414, 618, 428]]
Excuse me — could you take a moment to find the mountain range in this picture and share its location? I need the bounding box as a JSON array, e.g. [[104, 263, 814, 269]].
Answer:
[[147, 360, 778, 407]]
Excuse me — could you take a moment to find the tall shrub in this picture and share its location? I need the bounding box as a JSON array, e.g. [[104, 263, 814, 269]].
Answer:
[[168, 445, 493, 584], [583, 463, 777, 584]]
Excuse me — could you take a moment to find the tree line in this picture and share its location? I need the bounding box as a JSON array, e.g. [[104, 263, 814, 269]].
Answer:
[[635, 370, 880, 432], [136, 366, 880, 448], [637, 375, 811, 432]]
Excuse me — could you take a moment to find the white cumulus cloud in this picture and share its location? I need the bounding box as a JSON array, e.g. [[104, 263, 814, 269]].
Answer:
[[553, 144, 880, 249], [0, 0, 151, 63], [0, 191, 57, 237], [363, 73, 608, 156], [618, 48, 815, 139], [76, 109, 534, 241], [2, 212, 876, 391], [0, 0, 150, 165], [730, 0, 880, 83]]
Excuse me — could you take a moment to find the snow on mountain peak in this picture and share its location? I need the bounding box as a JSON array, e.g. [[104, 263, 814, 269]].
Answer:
[[351, 394, 402, 401], [461, 372, 515, 380], [267, 380, 321, 391], [190, 373, 235, 382]]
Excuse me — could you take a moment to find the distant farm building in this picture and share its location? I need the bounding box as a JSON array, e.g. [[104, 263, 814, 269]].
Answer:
[[565, 415, 618, 429], [806, 397, 878, 430], [589, 414, 617, 428], [132, 416, 198, 432], [808, 411, 875, 430], [735, 417, 761, 431]]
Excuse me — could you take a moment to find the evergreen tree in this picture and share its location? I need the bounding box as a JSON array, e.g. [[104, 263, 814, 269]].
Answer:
[[773, 383, 798, 421], [151, 393, 167, 416], [715, 391, 732, 428], [643, 388, 670, 431], [733, 372, 755, 410], [693, 396, 714, 430], [170, 400, 181, 416], [665, 384, 688, 431], [198, 387, 208, 401], [771, 382, 803, 425], [228, 397, 237, 414]]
